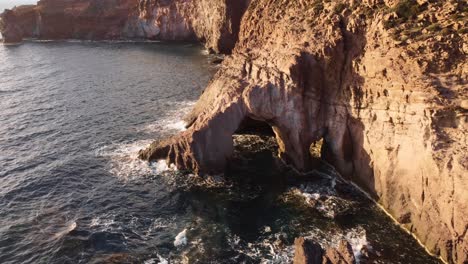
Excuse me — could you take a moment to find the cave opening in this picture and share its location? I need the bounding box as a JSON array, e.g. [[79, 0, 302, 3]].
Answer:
[[234, 116, 275, 136], [227, 116, 284, 188], [231, 116, 328, 176]]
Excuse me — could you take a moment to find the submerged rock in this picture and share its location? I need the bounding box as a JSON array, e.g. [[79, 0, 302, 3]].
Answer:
[[293, 237, 323, 264]]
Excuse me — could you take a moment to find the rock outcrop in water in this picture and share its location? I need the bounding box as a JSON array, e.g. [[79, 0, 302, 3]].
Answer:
[[1, 0, 467, 263], [139, 1, 467, 263], [0, 0, 249, 53], [293, 237, 356, 264]]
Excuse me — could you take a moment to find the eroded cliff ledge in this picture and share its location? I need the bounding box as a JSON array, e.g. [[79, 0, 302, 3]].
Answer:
[[2, 0, 467, 263], [0, 0, 249, 53], [139, 0, 467, 263]]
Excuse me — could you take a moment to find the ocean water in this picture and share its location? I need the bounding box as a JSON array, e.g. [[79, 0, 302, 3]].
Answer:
[[0, 41, 441, 264]]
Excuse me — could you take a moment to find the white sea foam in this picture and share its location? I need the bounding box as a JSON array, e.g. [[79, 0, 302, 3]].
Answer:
[[174, 229, 188, 247], [145, 217, 177, 237], [53, 221, 77, 239], [165, 120, 187, 131], [142, 100, 195, 135], [289, 177, 354, 219], [226, 232, 295, 264], [345, 227, 370, 263], [157, 255, 169, 264], [96, 140, 176, 181], [143, 255, 168, 264], [95, 100, 194, 180], [89, 215, 118, 231], [143, 259, 156, 264]]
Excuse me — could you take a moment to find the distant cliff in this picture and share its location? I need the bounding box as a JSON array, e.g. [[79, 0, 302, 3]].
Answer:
[[2, 1, 467, 263], [0, 0, 249, 53]]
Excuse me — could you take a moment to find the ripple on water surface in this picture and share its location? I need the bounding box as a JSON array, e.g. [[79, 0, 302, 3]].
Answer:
[[0, 42, 441, 264]]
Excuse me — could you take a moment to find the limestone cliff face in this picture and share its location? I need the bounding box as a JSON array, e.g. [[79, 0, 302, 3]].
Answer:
[[1, 0, 467, 263], [0, 0, 249, 53], [0, 0, 138, 42], [139, 0, 467, 263], [126, 0, 249, 53]]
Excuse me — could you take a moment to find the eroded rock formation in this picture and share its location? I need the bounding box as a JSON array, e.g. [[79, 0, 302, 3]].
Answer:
[[139, 1, 467, 263], [1, 0, 467, 263], [0, 0, 249, 53]]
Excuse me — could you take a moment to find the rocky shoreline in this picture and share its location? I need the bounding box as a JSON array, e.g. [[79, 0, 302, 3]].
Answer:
[[1, 0, 466, 263], [0, 0, 249, 53]]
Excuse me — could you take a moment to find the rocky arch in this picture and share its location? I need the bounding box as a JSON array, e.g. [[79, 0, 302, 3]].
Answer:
[[138, 47, 353, 175]]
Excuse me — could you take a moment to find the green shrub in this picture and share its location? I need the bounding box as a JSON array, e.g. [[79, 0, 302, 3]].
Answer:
[[458, 28, 468, 34], [394, 0, 420, 20], [333, 3, 346, 14], [426, 23, 441, 32], [312, 0, 324, 13]]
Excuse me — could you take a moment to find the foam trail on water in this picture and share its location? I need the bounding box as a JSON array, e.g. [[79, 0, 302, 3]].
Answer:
[[142, 101, 195, 135], [174, 228, 188, 247], [345, 227, 370, 263], [96, 140, 176, 181], [165, 120, 187, 131], [53, 221, 77, 239]]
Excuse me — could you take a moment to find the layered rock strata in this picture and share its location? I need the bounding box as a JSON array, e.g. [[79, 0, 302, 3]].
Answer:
[[1, 0, 467, 263], [0, 0, 249, 53], [139, 1, 467, 263]]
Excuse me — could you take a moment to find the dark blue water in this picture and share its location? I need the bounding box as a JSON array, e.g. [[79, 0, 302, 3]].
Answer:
[[0, 41, 441, 264]]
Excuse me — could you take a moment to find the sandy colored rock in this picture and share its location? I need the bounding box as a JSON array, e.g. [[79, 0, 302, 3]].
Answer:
[[322, 240, 355, 264], [141, 1, 467, 263], [1, 0, 467, 263]]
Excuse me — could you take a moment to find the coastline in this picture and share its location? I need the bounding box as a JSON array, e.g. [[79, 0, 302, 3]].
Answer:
[[1, 0, 466, 263]]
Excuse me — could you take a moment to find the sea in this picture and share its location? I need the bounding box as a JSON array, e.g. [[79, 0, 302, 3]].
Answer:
[[0, 40, 442, 263]]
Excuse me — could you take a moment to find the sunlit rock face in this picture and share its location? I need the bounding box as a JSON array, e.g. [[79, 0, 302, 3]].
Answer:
[[139, 1, 467, 263], [128, 0, 249, 53], [1, 0, 467, 263], [0, 0, 139, 42]]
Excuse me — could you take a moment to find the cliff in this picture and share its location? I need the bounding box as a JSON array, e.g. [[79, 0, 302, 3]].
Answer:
[[139, 0, 467, 263], [1, 0, 467, 263], [0, 0, 249, 53]]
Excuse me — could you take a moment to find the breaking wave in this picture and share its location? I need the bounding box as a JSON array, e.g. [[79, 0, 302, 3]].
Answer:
[[141, 101, 196, 135], [95, 140, 176, 181]]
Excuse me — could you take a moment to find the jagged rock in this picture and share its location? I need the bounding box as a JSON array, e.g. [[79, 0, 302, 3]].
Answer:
[[140, 1, 467, 263], [323, 240, 356, 264], [294, 237, 323, 264], [293, 237, 356, 264], [2, 0, 466, 263], [0, 6, 37, 43]]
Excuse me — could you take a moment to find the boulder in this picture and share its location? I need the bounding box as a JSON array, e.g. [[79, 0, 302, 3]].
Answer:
[[293, 237, 356, 264]]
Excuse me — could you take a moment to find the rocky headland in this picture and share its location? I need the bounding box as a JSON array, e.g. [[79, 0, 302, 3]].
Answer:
[[0, 0, 249, 53], [1, 0, 466, 263]]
